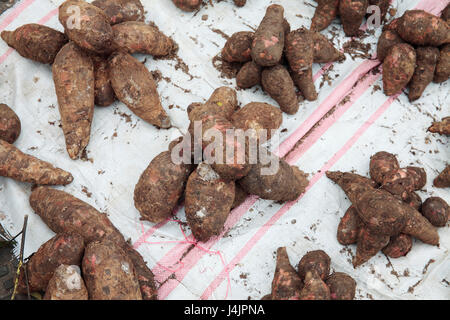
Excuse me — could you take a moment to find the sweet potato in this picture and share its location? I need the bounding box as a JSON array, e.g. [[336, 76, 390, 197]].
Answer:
[[261, 65, 299, 114], [382, 233, 412, 258], [0, 140, 73, 185], [251, 4, 285, 67], [433, 165, 450, 188], [310, 0, 340, 32], [82, 240, 142, 300], [434, 44, 450, 83], [376, 30, 404, 62], [383, 18, 400, 32], [172, 0, 202, 12], [401, 191, 422, 212], [397, 10, 450, 47], [353, 227, 390, 267], [270, 247, 303, 300], [1, 24, 67, 64], [327, 171, 406, 236], [184, 163, 235, 242], [421, 197, 449, 227], [203, 86, 239, 121], [236, 61, 261, 89], [238, 152, 309, 202], [231, 184, 248, 209], [29, 186, 157, 300], [312, 32, 345, 63], [382, 43, 416, 96], [299, 270, 330, 300], [297, 250, 330, 281], [52, 42, 95, 160], [408, 47, 440, 102], [337, 206, 362, 245], [17, 233, 85, 293], [59, 0, 114, 54], [369, 151, 399, 185], [231, 102, 283, 142], [339, 0, 368, 37], [0, 103, 21, 144], [134, 151, 193, 223], [112, 21, 176, 57], [381, 167, 426, 197], [92, 55, 116, 107], [233, 0, 246, 7], [325, 272, 356, 300], [290, 68, 318, 102], [402, 204, 440, 245], [92, 0, 144, 25], [109, 51, 171, 128], [221, 31, 254, 63], [428, 117, 450, 136], [43, 265, 88, 300]]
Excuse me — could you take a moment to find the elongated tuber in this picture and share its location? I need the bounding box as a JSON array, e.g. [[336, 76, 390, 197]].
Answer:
[[408, 47, 440, 102], [422, 197, 449, 227], [382, 43, 416, 96], [0, 103, 21, 144], [59, 0, 114, 54], [1, 24, 67, 64], [261, 65, 299, 114], [0, 139, 73, 185], [92, 0, 144, 25], [52, 42, 95, 160], [310, 0, 340, 32], [353, 227, 390, 267], [339, 0, 368, 37], [43, 265, 88, 300], [109, 51, 171, 128], [377, 30, 404, 62], [312, 32, 345, 63], [270, 247, 303, 300], [337, 206, 362, 245], [185, 163, 235, 242], [236, 61, 261, 89], [134, 151, 193, 223]]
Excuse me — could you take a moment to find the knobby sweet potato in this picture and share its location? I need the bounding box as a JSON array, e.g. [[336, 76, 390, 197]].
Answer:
[[261, 65, 299, 114], [109, 51, 171, 128], [43, 265, 88, 300], [369, 151, 399, 185], [299, 270, 331, 300], [337, 206, 362, 245], [231, 102, 282, 142], [382, 43, 416, 96], [82, 240, 142, 300], [1, 24, 67, 64], [0, 139, 73, 185], [408, 47, 440, 102], [297, 250, 330, 281], [185, 163, 235, 242], [238, 152, 309, 202], [353, 226, 390, 267], [221, 31, 254, 63], [92, 0, 144, 25], [0, 103, 21, 144], [433, 165, 450, 188], [376, 30, 404, 62], [397, 10, 450, 47], [59, 0, 114, 54], [270, 247, 303, 300], [434, 44, 450, 83], [134, 151, 193, 223], [29, 186, 157, 300], [172, 0, 202, 12], [421, 197, 449, 227], [312, 32, 345, 63], [236, 61, 261, 89], [428, 117, 450, 136], [382, 233, 412, 258], [325, 272, 356, 300], [310, 0, 340, 32], [52, 42, 95, 160], [112, 21, 176, 57], [92, 55, 116, 107], [339, 0, 368, 37], [17, 233, 85, 293], [251, 4, 285, 67]]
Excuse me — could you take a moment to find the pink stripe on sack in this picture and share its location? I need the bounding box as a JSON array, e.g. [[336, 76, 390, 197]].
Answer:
[[200, 92, 401, 300], [0, 0, 35, 32]]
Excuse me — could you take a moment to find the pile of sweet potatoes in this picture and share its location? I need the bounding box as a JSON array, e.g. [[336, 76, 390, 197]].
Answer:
[[262, 248, 357, 300], [328, 151, 448, 267], [377, 6, 450, 101], [134, 86, 310, 242], [218, 4, 345, 109], [1, 0, 176, 160]]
